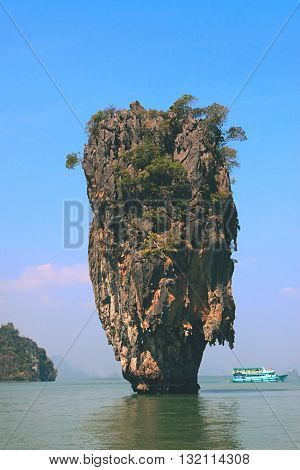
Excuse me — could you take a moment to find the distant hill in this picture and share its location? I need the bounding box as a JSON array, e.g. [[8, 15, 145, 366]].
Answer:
[[0, 323, 57, 382], [52, 355, 89, 382]]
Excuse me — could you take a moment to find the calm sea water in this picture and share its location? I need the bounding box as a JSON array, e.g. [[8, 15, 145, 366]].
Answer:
[[0, 377, 299, 450]]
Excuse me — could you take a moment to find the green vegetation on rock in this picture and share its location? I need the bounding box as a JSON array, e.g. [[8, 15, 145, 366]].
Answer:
[[170, 94, 198, 119], [119, 140, 192, 202], [66, 94, 246, 178], [141, 228, 181, 255], [65, 152, 82, 169], [66, 95, 246, 262], [170, 96, 247, 172], [0, 323, 57, 382], [210, 188, 232, 203], [86, 105, 116, 137]]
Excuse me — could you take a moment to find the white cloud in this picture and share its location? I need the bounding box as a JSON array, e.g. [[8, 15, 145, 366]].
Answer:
[[0, 263, 90, 292], [280, 287, 300, 298]]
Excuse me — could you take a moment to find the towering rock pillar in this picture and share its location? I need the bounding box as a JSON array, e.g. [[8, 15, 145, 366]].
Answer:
[[83, 98, 241, 393]]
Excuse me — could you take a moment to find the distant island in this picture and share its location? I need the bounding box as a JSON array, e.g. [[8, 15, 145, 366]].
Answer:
[[0, 323, 57, 382]]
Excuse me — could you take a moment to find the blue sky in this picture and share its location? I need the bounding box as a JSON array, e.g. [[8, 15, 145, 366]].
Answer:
[[0, 0, 299, 376]]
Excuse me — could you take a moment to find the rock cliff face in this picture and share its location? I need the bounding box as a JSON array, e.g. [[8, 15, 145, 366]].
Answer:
[[83, 98, 241, 393], [0, 323, 57, 382]]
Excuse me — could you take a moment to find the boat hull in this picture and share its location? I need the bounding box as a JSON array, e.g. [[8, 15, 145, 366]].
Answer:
[[232, 374, 288, 383]]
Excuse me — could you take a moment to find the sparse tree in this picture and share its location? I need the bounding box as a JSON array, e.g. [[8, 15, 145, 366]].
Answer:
[[65, 152, 82, 170], [170, 94, 197, 119]]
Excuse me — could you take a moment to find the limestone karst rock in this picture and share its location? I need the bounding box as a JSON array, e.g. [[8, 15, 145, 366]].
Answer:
[[83, 97, 243, 393], [0, 323, 57, 382]]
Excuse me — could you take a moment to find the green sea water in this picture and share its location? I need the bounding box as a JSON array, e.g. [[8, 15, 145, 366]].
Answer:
[[0, 377, 299, 450]]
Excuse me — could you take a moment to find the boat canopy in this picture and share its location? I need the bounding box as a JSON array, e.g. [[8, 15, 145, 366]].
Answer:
[[233, 367, 275, 375]]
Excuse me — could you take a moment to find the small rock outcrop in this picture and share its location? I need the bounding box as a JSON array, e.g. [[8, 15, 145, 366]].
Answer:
[[0, 323, 57, 382], [83, 96, 245, 393]]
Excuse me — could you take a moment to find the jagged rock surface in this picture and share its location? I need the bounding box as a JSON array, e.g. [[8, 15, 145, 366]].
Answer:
[[83, 101, 238, 393]]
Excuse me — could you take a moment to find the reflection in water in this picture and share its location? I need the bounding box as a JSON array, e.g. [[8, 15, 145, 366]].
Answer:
[[86, 394, 241, 449]]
